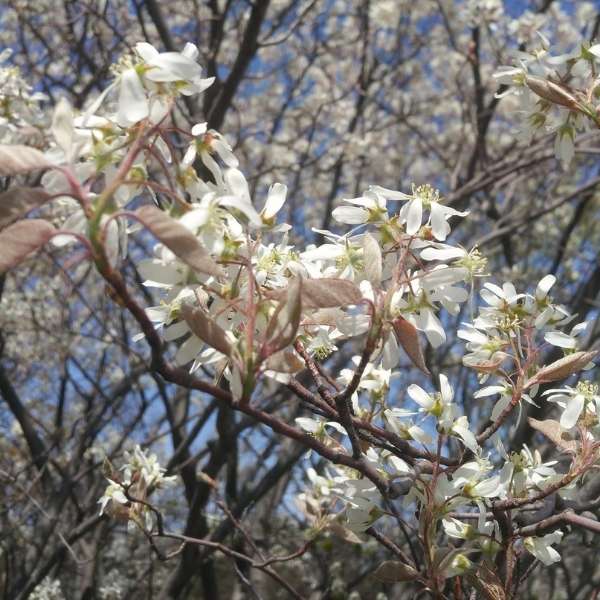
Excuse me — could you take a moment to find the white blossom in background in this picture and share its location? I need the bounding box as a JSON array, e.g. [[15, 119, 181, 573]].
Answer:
[[30, 578, 64, 600]]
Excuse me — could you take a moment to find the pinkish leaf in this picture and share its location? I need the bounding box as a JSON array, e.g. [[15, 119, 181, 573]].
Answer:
[[392, 317, 430, 374], [372, 560, 418, 583], [264, 276, 303, 354], [528, 418, 578, 452], [267, 277, 362, 309], [0, 145, 52, 177], [0, 187, 52, 229], [135, 205, 222, 278], [180, 303, 231, 356], [530, 351, 598, 385], [0, 219, 56, 272]]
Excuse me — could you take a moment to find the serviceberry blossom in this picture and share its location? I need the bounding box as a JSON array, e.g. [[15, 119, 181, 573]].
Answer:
[[1, 31, 599, 596]]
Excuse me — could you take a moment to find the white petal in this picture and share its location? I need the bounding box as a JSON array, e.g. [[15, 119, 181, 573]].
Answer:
[[212, 138, 239, 167], [381, 332, 399, 369], [405, 199, 422, 235], [182, 42, 199, 60], [430, 202, 451, 241], [491, 394, 512, 422], [368, 185, 412, 200], [407, 384, 433, 409], [388, 455, 411, 475], [138, 260, 183, 286], [117, 69, 148, 127], [164, 320, 189, 341], [536, 274, 556, 300], [192, 122, 208, 136], [544, 331, 577, 349], [135, 42, 159, 62], [224, 168, 250, 202], [295, 417, 319, 433], [439, 374, 453, 404], [325, 421, 348, 435], [263, 183, 287, 219], [332, 205, 369, 225], [219, 195, 262, 226], [474, 385, 505, 398], [559, 393, 585, 429], [51, 98, 75, 161], [419, 308, 446, 348], [144, 52, 201, 82], [420, 246, 466, 261], [175, 335, 203, 365]]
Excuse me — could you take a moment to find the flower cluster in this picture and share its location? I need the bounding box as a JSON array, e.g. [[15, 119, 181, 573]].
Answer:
[[494, 33, 600, 167], [0, 34, 598, 595], [0, 48, 47, 145], [98, 445, 176, 531]]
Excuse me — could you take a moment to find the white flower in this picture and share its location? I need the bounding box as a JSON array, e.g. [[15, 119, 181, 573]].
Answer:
[[480, 281, 521, 310], [543, 381, 600, 430], [122, 445, 177, 489], [407, 374, 453, 418], [113, 42, 214, 128], [475, 384, 513, 422], [553, 121, 576, 169], [544, 320, 591, 350], [332, 189, 388, 225], [396, 184, 469, 240], [98, 479, 128, 515], [135, 42, 214, 94], [335, 478, 381, 532], [498, 444, 557, 496], [524, 531, 563, 565], [443, 517, 474, 540], [182, 122, 239, 186], [30, 577, 64, 600], [384, 408, 432, 445], [115, 67, 148, 128], [451, 416, 479, 453]]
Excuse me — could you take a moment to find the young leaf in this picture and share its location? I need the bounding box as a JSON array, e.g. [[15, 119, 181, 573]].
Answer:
[[267, 277, 362, 309], [525, 76, 578, 109], [135, 205, 223, 278], [530, 351, 598, 385], [264, 276, 303, 353], [0, 187, 52, 229], [528, 418, 578, 452], [264, 351, 304, 374], [392, 317, 430, 374], [0, 219, 56, 273], [327, 521, 363, 545], [0, 145, 52, 177], [372, 560, 418, 583], [180, 303, 231, 356], [363, 232, 382, 285]]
